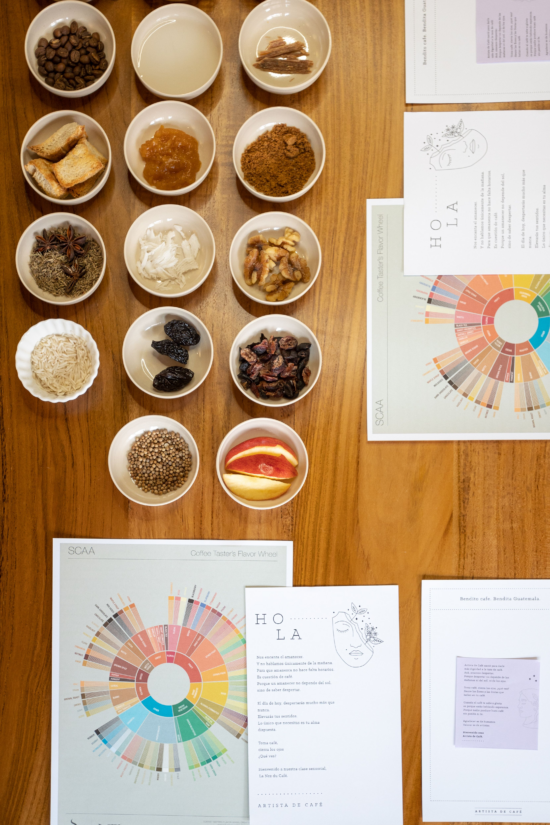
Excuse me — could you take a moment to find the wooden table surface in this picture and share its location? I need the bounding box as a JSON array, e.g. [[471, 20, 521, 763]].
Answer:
[[2, 1, 549, 823]]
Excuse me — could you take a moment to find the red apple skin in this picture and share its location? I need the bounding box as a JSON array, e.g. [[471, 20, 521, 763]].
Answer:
[[223, 473, 291, 501], [225, 436, 298, 468], [225, 453, 298, 480]]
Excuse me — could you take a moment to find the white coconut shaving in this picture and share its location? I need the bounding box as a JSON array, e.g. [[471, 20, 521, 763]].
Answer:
[[136, 226, 201, 288]]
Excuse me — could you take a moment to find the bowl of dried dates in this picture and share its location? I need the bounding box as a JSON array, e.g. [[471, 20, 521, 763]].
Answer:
[[230, 314, 321, 407], [229, 211, 321, 306], [122, 308, 214, 399], [25, 1, 115, 98], [216, 418, 309, 510]]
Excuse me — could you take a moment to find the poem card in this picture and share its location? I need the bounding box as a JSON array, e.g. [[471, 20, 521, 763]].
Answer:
[[404, 110, 550, 275], [477, 0, 550, 64], [455, 657, 540, 749], [245, 586, 403, 825]]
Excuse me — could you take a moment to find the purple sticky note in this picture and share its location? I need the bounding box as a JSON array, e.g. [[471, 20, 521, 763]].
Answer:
[[477, 0, 550, 63], [455, 657, 540, 750]]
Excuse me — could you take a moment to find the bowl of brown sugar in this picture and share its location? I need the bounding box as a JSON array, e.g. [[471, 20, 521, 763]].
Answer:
[[233, 106, 325, 203]]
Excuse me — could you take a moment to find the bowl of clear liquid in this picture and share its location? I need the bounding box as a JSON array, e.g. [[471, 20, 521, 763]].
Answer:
[[131, 4, 223, 101]]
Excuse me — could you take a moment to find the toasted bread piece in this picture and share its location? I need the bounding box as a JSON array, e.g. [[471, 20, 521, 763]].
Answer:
[[52, 141, 104, 189], [78, 137, 108, 166], [28, 122, 86, 162], [69, 169, 104, 198], [25, 158, 69, 199]]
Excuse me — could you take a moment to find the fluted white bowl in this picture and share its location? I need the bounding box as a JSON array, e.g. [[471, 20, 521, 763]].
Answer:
[[15, 318, 100, 403]]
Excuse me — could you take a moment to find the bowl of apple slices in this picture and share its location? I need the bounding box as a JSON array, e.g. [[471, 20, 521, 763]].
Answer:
[[216, 417, 308, 510]]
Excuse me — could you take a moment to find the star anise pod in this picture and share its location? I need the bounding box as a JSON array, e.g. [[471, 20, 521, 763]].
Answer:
[[62, 260, 84, 294], [35, 229, 60, 255], [55, 224, 87, 262]]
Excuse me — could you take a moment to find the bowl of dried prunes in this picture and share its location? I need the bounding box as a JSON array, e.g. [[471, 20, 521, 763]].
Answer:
[[122, 307, 214, 399], [230, 314, 321, 407]]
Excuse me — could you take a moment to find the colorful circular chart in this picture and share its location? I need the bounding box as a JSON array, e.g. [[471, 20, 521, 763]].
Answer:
[[78, 591, 247, 775], [423, 274, 550, 413]]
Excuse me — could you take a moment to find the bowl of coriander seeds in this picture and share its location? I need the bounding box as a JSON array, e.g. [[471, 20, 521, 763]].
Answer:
[[108, 415, 199, 506], [16, 212, 106, 305]]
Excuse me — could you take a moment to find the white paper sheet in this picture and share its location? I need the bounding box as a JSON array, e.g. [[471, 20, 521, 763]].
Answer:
[[404, 110, 550, 276], [245, 586, 403, 825], [422, 580, 550, 822], [367, 199, 550, 440], [51, 539, 293, 825], [405, 0, 550, 102]]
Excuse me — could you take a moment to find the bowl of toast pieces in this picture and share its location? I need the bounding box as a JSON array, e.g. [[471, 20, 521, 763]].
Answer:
[[21, 110, 111, 205]]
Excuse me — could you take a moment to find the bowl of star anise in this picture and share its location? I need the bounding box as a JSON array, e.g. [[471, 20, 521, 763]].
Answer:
[[16, 212, 106, 306]]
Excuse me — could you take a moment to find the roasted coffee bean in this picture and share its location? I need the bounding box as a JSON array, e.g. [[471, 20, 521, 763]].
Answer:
[[74, 65, 82, 76], [57, 62, 66, 73], [69, 35, 78, 47], [61, 25, 70, 36], [60, 35, 68, 46], [53, 55, 61, 63], [92, 31, 100, 40], [50, 38, 61, 48], [64, 71, 74, 79], [70, 50, 80, 63], [89, 37, 98, 48], [45, 60, 54, 72], [80, 54, 89, 64], [57, 47, 69, 58], [35, 45, 46, 57], [75, 76, 85, 88], [84, 74, 95, 81], [98, 41, 104, 52], [45, 76, 54, 87], [54, 71, 62, 80], [70, 21, 78, 34], [90, 52, 100, 64], [78, 26, 87, 35], [38, 56, 47, 66], [99, 59, 108, 71], [38, 66, 48, 77], [53, 27, 62, 38], [38, 37, 48, 48], [46, 47, 55, 59]]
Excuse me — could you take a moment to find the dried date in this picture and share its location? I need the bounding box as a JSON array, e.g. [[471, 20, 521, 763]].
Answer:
[[164, 320, 201, 347], [151, 340, 189, 364], [153, 367, 194, 392]]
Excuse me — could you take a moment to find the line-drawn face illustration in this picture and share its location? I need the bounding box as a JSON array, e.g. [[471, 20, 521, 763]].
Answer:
[[421, 121, 488, 171], [332, 603, 382, 668], [518, 689, 539, 729]]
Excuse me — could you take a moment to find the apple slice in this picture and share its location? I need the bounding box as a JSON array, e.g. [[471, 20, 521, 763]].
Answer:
[[223, 473, 291, 501], [225, 436, 298, 468], [226, 453, 298, 480]]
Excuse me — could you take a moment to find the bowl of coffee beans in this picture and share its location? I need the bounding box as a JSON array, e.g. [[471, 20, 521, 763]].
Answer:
[[25, 1, 115, 98]]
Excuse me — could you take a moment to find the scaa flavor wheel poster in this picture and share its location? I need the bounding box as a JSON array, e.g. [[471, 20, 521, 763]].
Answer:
[[52, 540, 292, 825], [368, 200, 550, 440]]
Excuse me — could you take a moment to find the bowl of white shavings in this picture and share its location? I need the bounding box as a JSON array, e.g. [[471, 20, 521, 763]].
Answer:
[[124, 204, 215, 298]]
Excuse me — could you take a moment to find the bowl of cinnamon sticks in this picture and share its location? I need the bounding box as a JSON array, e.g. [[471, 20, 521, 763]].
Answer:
[[239, 0, 331, 95]]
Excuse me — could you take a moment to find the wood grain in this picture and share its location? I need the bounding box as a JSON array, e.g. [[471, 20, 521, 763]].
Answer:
[[0, 2, 548, 824]]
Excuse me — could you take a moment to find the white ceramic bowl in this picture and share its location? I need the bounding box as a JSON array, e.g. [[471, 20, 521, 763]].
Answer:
[[230, 314, 321, 407], [123, 307, 214, 399], [21, 110, 112, 205], [15, 318, 100, 403], [124, 101, 216, 196], [233, 107, 325, 202], [229, 211, 321, 306], [124, 205, 215, 299], [25, 1, 116, 98], [239, 0, 331, 95], [216, 417, 308, 510], [109, 415, 199, 507], [16, 213, 106, 306], [131, 4, 223, 101]]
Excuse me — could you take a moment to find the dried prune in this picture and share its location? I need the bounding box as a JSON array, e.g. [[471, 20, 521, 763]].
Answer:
[[151, 340, 189, 364], [237, 332, 313, 402], [153, 366, 194, 392], [164, 320, 200, 347]]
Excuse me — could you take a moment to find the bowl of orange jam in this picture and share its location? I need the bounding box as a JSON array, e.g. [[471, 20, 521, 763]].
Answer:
[[124, 101, 216, 196]]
